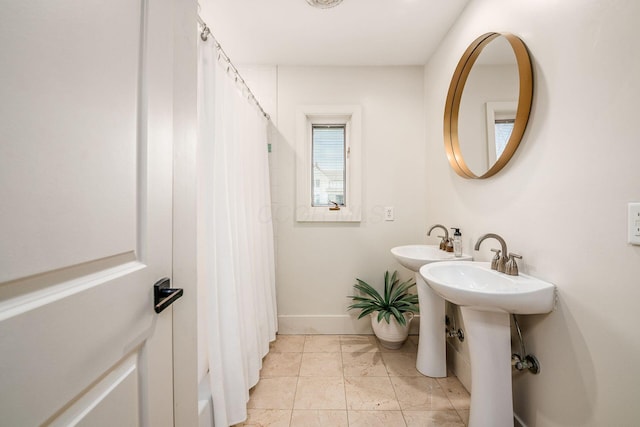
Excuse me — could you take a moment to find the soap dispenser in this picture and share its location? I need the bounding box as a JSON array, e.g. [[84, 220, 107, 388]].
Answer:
[[451, 228, 463, 257]]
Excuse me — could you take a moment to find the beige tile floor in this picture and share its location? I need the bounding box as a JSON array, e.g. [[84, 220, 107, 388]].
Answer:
[[233, 334, 470, 427]]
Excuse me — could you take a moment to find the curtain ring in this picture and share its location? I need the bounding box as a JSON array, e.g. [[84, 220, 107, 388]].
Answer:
[[200, 27, 210, 42]]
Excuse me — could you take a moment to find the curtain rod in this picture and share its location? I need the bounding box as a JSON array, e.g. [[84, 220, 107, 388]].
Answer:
[[197, 15, 270, 121]]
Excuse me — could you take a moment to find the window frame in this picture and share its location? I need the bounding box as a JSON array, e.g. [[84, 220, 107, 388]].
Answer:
[[296, 105, 362, 222], [311, 123, 346, 208]]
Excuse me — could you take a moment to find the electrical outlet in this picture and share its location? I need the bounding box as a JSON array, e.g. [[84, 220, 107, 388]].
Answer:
[[629, 203, 640, 245], [384, 206, 394, 221]]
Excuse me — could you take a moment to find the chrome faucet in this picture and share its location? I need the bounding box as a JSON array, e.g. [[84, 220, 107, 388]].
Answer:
[[474, 233, 511, 274], [427, 224, 450, 251]]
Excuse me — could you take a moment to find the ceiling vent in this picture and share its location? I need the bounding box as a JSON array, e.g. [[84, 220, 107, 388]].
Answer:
[[306, 0, 343, 9]]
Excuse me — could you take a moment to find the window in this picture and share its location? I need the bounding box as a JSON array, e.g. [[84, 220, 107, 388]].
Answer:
[[485, 101, 517, 164], [312, 125, 346, 207], [296, 106, 361, 222], [493, 119, 515, 159]]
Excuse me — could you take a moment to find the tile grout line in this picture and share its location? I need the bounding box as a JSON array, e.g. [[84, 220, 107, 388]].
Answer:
[[288, 335, 306, 426], [436, 376, 468, 425], [386, 355, 409, 427], [339, 336, 350, 426], [289, 369, 299, 426]]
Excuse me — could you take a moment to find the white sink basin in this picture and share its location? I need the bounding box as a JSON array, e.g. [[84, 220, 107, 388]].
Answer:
[[419, 260, 556, 427], [419, 261, 555, 314], [391, 245, 472, 272]]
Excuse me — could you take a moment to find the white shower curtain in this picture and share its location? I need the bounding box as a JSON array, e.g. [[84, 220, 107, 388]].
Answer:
[[197, 37, 277, 427]]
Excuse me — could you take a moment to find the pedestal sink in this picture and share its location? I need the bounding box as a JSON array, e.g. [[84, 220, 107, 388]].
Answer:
[[390, 245, 471, 377], [419, 261, 556, 427]]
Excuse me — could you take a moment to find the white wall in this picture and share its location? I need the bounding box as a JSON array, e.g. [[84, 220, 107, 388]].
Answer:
[[424, 0, 640, 425], [268, 66, 427, 334]]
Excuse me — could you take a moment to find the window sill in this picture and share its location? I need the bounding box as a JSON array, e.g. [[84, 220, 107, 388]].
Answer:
[[296, 206, 361, 222]]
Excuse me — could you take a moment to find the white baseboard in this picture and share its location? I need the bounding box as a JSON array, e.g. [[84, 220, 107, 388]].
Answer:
[[514, 413, 527, 427], [197, 377, 213, 427], [277, 314, 421, 335], [446, 340, 472, 393]]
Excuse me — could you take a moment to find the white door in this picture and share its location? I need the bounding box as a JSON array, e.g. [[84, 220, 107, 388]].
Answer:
[[0, 1, 178, 425]]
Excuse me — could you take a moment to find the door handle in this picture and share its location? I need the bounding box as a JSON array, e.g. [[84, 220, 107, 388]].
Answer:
[[153, 277, 184, 313]]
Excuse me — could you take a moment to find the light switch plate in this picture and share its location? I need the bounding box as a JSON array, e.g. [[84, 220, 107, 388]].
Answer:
[[629, 203, 640, 245]]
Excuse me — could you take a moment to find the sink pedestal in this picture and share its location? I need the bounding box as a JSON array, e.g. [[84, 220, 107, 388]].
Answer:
[[461, 307, 513, 427], [415, 273, 446, 377], [390, 246, 472, 378]]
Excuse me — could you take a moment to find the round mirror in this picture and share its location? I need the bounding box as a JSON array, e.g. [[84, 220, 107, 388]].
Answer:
[[444, 32, 533, 179]]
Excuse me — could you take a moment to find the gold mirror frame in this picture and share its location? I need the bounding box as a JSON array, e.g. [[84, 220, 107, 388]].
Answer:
[[443, 32, 533, 179]]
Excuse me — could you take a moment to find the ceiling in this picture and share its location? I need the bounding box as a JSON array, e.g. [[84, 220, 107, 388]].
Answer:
[[201, 0, 470, 66]]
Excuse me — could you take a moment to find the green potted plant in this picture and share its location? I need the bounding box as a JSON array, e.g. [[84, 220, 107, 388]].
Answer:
[[347, 270, 419, 349]]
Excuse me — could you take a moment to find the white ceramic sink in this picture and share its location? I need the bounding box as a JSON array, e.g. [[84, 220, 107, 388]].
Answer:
[[390, 244, 472, 378], [419, 261, 555, 314], [419, 260, 556, 427], [390, 245, 472, 272]]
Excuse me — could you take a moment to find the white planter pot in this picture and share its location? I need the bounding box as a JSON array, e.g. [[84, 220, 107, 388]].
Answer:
[[370, 311, 414, 349]]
